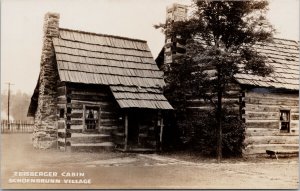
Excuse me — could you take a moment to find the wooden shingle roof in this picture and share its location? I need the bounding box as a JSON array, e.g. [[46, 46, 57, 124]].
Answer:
[[110, 86, 172, 109], [235, 38, 299, 90], [157, 37, 299, 91], [54, 28, 172, 110]]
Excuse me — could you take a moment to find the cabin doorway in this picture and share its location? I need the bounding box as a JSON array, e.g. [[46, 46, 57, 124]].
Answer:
[[128, 111, 140, 146]]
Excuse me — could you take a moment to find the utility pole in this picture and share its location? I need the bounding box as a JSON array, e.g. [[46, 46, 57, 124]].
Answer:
[[6, 82, 14, 129]]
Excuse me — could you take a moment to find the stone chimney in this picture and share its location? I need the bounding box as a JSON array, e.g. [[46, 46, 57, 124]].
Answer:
[[164, 4, 188, 70], [33, 13, 60, 149], [166, 3, 188, 23]]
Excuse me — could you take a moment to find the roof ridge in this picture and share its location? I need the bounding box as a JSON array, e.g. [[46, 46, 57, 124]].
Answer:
[[59, 28, 147, 43], [273, 37, 299, 44]]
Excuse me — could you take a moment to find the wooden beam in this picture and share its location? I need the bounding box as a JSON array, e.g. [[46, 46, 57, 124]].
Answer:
[[159, 115, 164, 151], [124, 113, 128, 151]]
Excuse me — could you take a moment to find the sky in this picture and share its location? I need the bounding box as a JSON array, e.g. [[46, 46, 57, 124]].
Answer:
[[1, 0, 299, 95]]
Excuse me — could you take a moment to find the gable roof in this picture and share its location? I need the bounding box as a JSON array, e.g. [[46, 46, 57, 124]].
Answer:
[[235, 38, 299, 90], [28, 28, 173, 117], [54, 28, 172, 110], [54, 28, 165, 88], [156, 38, 299, 91]]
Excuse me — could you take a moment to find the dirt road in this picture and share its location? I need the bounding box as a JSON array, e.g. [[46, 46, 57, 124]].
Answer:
[[1, 134, 298, 189]]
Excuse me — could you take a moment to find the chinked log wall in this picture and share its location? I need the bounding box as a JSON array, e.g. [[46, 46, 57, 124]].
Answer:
[[184, 81, 242, 145], [57, 83, 67, 149], [58, 84, 120, 151], [243, 90, 299, 155], [185, 80, 299, 156], [186, 82, 242, 115]]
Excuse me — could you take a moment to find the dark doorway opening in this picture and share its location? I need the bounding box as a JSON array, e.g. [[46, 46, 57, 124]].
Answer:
[[128, 111, 140, 146]]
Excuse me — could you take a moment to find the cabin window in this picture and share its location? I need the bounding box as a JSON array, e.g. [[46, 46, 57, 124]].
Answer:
[[279, 110, 290, 133], [84, 106, 100, 130]]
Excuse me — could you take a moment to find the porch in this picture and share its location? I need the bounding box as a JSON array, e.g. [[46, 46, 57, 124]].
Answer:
[[114, 109, 165, 152]]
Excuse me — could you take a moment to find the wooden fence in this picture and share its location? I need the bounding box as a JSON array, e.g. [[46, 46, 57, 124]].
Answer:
[[1, 120, 34, 133]]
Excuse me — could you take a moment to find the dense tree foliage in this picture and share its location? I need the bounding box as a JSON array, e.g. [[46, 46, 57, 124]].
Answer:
[[157, 0, 274, 160]]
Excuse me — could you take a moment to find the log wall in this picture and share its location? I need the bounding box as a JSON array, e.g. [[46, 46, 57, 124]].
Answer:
[[186, 82, 242, 119], [54, 83, 162, 151], [57, 84, 67, 149], [243, 88, 299, 155], [63, 83, 119, 150], [185, 81, 299, 156]]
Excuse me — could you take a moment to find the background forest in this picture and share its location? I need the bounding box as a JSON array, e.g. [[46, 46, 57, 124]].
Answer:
[[1, 90, 32, 121]]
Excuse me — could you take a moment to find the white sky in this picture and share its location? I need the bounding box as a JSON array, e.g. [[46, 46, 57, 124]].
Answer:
[[1, 0, 299, 95]]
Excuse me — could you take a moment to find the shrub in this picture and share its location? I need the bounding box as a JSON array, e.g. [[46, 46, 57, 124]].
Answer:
[[192, 108, 245, 157]]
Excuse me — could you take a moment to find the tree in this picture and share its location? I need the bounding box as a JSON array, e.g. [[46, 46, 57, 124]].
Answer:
[[157, 0, 274, 162], [163, 42, 210, 146]]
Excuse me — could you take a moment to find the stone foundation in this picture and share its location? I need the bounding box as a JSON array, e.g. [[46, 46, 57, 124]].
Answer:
[[32, 131, 57, 149]]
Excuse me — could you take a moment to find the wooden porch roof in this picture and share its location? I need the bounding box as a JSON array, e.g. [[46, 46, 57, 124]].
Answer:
[[110, 86, 173, 109]]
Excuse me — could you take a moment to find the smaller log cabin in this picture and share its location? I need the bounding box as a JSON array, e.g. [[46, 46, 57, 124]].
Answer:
[[234, 40, 299, 154], [157, 37, 299, 155], [27, 13, 173, 152], [156, 3, 299, 156]]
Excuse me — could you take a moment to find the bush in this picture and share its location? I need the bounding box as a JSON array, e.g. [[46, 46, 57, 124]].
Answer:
[[191, 108, 245, 157]]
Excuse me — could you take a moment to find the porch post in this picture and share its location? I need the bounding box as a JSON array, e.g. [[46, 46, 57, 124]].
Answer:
[[124, 113, 128, 151], [159, 114, 164, 151]]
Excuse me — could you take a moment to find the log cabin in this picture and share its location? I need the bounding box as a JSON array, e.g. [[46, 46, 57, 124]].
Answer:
[[156, 4, 299, 156], [27, 13, 173, 152]]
